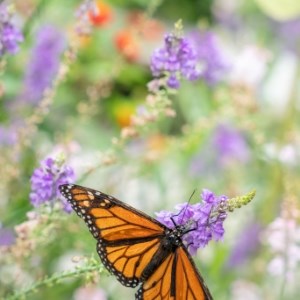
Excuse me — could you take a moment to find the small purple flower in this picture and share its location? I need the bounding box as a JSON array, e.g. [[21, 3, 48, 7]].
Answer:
[[188, 30, 229, 85], [22, 25, 65, 103], [0, 4, 23, 56], [156, 189, 228, 255], [30, 156, 75, 213], [150, 30, 229, 89], [150, 33, 201, 89]]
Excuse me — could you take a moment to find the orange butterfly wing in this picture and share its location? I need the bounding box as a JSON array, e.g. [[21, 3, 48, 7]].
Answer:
[[136, 246, 212, 300], [59, 184, 166, 287], [60, 184, 213, 300]]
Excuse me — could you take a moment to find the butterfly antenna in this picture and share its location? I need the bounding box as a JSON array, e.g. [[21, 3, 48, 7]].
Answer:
[[171, 189, 197, 227], [188, 189, 197, 203], [179, 189, 197, 224]]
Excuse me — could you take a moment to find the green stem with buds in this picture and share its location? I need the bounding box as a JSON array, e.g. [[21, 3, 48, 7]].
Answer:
[[6, 259, 104, 300], [226, 190, 256, 212]]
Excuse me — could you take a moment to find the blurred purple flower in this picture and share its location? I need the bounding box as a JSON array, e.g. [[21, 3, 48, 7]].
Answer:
[[30, 156, 75, 213], [213, 123, 250, 165], [188, 30, 229, 85], [0, 227, 15, 246], [156, 189, 228, 255], [189, 143, 217, 177], [150, 33, 201, 89], [190, 123, 250, 177], [227, 222, 261, 268], [0, 4, 23, 56], [22, 25, 65, 103], [277, 18, 300, 53], [0, 125, 17, 146], [212, 0, 244, 33]]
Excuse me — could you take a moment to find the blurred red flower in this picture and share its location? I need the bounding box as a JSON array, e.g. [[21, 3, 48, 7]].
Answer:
[[89, 1, 113, 27]]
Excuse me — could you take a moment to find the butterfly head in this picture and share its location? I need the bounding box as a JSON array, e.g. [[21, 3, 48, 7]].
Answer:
[[156, 189, 230, 255], [164, 221, 196, 248]]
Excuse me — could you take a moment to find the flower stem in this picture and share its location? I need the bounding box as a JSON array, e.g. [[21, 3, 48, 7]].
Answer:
[[6, 264, 102, 300]]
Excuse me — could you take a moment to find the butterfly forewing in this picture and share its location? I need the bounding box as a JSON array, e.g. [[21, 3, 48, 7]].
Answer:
[[59, 184, 166, 287]]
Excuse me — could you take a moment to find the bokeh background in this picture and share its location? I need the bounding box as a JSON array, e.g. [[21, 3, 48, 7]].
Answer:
[[1, 0, 300, 299]]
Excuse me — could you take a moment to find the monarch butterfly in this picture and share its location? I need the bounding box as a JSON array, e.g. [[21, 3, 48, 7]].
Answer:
[[59, 184, 213, 300]]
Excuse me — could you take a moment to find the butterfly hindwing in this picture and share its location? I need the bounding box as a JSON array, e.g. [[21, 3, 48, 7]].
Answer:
[[136, 251, 174, 299], [97, 237, 163, 287], [136, 245, 213, 300], [175, 247, 212, 300], [59, 184, 166, 287]]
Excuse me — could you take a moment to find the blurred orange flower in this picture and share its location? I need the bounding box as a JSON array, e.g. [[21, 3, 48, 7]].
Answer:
[[114, 102, 136, 127], [127, 11, 164, 41], [114, 29, 140, 62], [89, 1, 113, 27], [145, 134, 167, 161]]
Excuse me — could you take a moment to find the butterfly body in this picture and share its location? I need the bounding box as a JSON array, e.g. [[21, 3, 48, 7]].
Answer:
[[60, 184, 213, 300], [138, 226, 184, 281]]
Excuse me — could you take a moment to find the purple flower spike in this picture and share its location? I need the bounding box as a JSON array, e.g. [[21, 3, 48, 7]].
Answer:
[[30, 156, 75, 213], [156, 189, 228, 255], [0, 4, 23, 56], [150, 33, 201, 89], [150, 29, 229, 89], [22, 25, 66, 103]]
